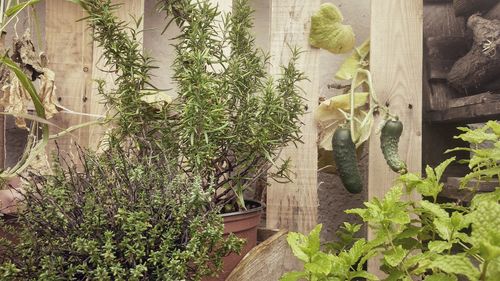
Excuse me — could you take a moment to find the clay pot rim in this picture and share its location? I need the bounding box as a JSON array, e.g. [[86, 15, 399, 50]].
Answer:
[[220, 199, 265, 218]]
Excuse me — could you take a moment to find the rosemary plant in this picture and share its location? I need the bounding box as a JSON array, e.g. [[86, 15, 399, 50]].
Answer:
[[76, 0, 306, 210]]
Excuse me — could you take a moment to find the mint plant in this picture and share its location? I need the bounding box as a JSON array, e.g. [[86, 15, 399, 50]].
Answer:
[[283, 121, 500, 281]]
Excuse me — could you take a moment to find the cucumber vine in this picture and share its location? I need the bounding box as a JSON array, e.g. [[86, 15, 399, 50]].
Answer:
[[312, 3, 407, 193]]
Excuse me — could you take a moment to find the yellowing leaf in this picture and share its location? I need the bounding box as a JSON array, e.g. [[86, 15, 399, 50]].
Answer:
[[140, 91, 173, 110], [38, 68, 60, 119], [309, 3, 355, 54], [331, 92, 369, 111], [352, 109, 373, 147], [0, 76, 31, 128], [336, 39, 370, 80], [314, 92, 369, 123]]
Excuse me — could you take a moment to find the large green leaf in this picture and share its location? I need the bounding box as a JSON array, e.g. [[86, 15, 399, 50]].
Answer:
[[384, 245, 407, 267], [430, 255, 480, 281], [5, 0, 41, 17]]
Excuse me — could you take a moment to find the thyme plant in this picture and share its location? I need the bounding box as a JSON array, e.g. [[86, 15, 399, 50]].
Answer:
[[0, 147, 242, 280]]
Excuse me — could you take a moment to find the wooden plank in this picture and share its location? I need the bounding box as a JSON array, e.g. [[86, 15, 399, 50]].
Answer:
[[266, 0, 319, 233], [426, 100, 500, 123], [369, 0, 423, 276], [86, 0, 144, 150], [440, 177, 497, 202], [266, 0, 319, 272], [0, 32, 6, 170], [448, 91, 500, 108], [45, 0, 94, 157], [226, 229, 289, 281]]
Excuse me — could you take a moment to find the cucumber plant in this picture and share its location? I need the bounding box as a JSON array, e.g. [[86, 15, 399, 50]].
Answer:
[[311, 3, 407, 193]]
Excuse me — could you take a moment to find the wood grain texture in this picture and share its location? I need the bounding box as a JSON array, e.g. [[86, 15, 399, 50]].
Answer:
[[226, 230, 289, 281], [266, 0, 319, 233], [266, 0, 320, 272], [369, 0, 423, 275], [423, 3, 467, 111], [87, 0, 144, 150], [45, 0, 94, 157]]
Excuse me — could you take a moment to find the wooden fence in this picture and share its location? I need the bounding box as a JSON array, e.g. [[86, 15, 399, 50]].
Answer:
[[2, 0, 425, 277]]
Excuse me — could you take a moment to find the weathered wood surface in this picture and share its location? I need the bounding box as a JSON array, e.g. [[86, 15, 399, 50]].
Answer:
[[426, 92, 500, 123], [266, 0, 320, 272], [45, 0, 94, 157], [369, 0, 423, 276], [422, 0, 470, 183], [0, 32, 6, 170], [226, 229, 289, 281], [266, 0, 319, 235], [453, 0, 498, 17], [441, 177, 498, 202]]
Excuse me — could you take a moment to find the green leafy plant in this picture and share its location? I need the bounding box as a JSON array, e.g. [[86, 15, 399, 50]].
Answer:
[[72, 0, 306, 211], [283, 121, 500, 281], [311, 4, 405, 194], [0, 146, 243, 280]]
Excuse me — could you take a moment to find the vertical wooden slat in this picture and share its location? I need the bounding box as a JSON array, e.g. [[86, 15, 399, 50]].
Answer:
[[266, 0, 320, 239], [86, 0, 144, 150], [45, 0, 93, 157], [369, 0, 423, 275], [0, 32, 5, 170]]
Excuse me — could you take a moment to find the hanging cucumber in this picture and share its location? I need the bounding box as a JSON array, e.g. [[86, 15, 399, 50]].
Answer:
[[332, 127, 363, 194], [380, 119, 407, 174]]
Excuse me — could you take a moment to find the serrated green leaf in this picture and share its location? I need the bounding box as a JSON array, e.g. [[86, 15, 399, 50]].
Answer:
[[470, 200, 500, 259], [347, 239, 367, 265], [486, 257, 500, 281], [287, 232, 310, 262], [305, 252, 334, 275], [306, 224, 322, 255], [486, 120, 500, 136], [454, 126, 497, 144], [349, 270, 379, 280], [384, 245, 407, 267], [430, 255, 480, 281], [433, 218, 453, 240], [424, 273, 457, 281], [428, 241, 451, 253], [280, 271, 308, 281], [384, 271, 405, 281], [434, 157, 455, 183], [420, 200, 449, 219]]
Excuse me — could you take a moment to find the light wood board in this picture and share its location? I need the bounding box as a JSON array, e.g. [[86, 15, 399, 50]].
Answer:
[[369, 0, 423, 276], [226, 230, 290, 281], [45, 0, 94, 157], [266, 0, 320, 249]]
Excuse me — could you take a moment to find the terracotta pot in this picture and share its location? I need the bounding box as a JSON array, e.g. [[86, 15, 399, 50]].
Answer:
[[204, 199, 264, 281]]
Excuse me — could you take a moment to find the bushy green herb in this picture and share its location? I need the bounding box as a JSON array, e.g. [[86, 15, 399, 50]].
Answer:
[[76, 0, 306, 209], [283, 122, 500, 281], [0, 147, 242, 280]]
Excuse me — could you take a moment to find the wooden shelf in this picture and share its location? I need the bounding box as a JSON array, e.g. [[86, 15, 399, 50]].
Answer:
[[426, 92, 500, 123], [440, 176, 497, 202]]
